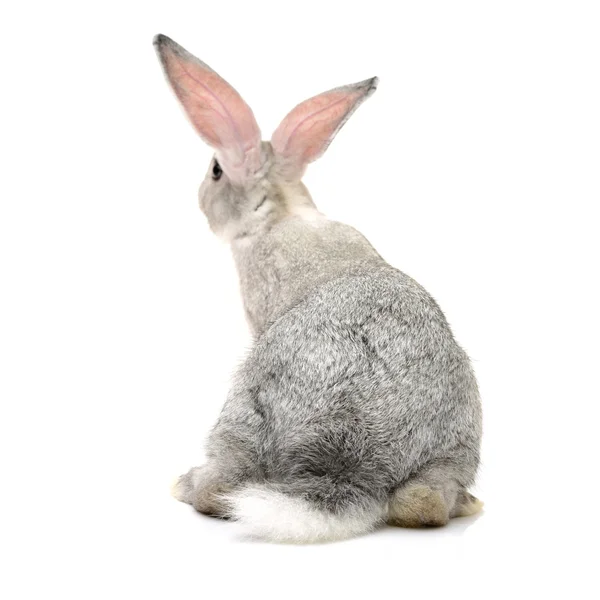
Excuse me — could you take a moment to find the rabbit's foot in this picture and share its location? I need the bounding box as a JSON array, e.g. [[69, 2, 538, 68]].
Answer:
[[450, 490, 484, 518], [388, 484, 450, 528], [171, 465, 233, 518]]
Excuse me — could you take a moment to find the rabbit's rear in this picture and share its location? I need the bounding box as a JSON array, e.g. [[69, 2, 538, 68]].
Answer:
[[174, 268, 481, 542]]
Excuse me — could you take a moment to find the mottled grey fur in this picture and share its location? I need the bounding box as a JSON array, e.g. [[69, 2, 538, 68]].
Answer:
[[155, 34, 482, 541]]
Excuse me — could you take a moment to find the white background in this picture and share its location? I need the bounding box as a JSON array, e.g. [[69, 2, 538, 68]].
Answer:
[[1, 1, 599, 598]]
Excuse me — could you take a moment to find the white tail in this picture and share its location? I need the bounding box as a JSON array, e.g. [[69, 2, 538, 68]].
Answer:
[[224, 484, 385, 544]]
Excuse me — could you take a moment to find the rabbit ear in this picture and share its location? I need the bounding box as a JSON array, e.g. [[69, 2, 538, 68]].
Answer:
[[271, 77, 378, 172], [154, 35, 262, 182]]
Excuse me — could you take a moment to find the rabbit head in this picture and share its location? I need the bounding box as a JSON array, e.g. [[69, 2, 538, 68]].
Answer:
[[154, 34, 377, 240]]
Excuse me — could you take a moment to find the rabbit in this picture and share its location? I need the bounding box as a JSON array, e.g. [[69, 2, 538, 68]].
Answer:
[[154, 34, 483, 543]]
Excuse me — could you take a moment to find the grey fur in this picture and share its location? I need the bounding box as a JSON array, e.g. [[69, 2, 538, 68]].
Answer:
[[156, 36, 482, 540]]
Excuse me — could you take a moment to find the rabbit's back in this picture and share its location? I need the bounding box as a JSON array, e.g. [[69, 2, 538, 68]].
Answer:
[[209, 266, 481, 501]]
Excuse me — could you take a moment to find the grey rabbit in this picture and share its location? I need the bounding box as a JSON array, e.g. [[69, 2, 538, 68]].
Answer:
[[154, 34, 483, 543]]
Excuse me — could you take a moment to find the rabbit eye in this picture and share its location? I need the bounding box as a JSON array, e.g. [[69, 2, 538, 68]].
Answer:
[[212, 160, 223, 181]]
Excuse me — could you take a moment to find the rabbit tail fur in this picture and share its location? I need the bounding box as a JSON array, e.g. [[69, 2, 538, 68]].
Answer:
[[225, 483, 386, 543]]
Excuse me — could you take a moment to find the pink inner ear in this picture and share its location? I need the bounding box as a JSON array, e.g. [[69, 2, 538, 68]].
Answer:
[[159, 38, 261, 179], [271, 80, 376, 167]]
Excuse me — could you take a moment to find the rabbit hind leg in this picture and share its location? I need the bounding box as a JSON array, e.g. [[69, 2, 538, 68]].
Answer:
[[388, 462, 482, 528], [171, 464, 234, 518], [388, 483, 451, 528]]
